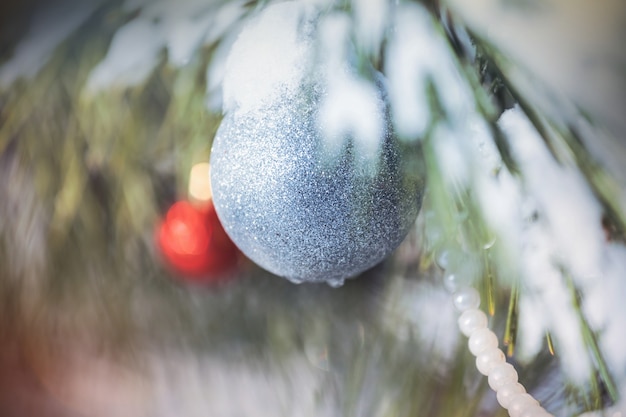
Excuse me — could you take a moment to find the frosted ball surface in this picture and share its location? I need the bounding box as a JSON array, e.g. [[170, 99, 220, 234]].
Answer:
[[210, 95, 422, 285]]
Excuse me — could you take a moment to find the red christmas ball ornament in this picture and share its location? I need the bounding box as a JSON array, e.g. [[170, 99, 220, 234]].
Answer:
[[157, 200, 239, 281]]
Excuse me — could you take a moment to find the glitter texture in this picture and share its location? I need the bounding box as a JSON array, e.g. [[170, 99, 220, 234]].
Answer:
[[210, 91, 423, 286]]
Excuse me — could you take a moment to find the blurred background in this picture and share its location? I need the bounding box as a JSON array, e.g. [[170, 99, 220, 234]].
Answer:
[[1, 0, 625, 416]]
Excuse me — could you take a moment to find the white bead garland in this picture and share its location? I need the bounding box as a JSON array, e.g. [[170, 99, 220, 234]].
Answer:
[[451, 287, 555, 417], [508, 393, 540, 417], [458, 309, 488, 336], [476, 347, 505, 375], [488, 362, 519, 390], [496, 382, 526, 408], [452, 287, 481, 311], [469, 328, 499, 356]]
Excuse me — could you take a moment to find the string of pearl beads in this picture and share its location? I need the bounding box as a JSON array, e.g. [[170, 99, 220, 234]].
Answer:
[[452, 286, 555, 417]]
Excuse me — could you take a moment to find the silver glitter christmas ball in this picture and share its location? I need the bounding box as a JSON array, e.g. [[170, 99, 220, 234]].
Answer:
[[210, 93, 423, 286], [209, 2, 423, 286]]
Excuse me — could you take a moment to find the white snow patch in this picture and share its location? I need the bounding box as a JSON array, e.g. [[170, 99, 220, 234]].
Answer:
[[163, 15, 213, 68], [205, 31, 240, 112], [318, 75, 385, 168], [203, 2, 248, 111], [316, 12, 384, 168], [385, 3, 473, 140], [518, 204, 592, 384], [0, 0, 103, 86], [584, 244, 626, 358], [475, 164, 524, 270], [516, 295, 548, 362], [432, 123, 471, 188], [222, 2, 316, 114], [470, 116, 524, 258], [317, 12, 351, 72], [384, 4, 434, 140], [473, 106, 626, 394], [86, 19, 165, 91], [204, 1, 248, 45], [86, 0, 232, 92], [582, 243, 626, 411], [573, 117, 626, 209], [500, 109, 606, 283], [138, 0, 220, 67], [469, 117, 501, 175], [495, 107, 625, 386], [352, 0, 388, 58]]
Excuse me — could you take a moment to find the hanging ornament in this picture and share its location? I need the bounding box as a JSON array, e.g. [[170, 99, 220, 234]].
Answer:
[[157, 163, 239, 282], [210, 3, 424, 286]]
